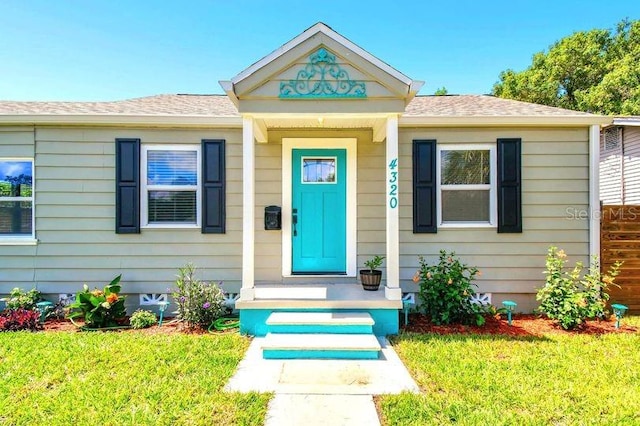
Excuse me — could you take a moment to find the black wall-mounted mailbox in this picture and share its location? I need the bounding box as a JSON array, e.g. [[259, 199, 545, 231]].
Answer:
[[264, 205, 282, 230]]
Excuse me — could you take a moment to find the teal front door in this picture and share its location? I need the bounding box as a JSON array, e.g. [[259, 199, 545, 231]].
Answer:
[[292, 148, 347, 274]]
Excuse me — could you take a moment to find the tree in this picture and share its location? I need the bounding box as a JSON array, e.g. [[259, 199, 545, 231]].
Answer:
[[434, 87, 448, 96], [493, 19, 640, 115]]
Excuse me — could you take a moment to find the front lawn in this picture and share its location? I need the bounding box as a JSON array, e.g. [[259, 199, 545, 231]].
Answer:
[[378, 317, 640, 425], [0, 332, 269, 425]]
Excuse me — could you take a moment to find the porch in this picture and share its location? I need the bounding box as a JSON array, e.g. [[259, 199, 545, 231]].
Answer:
[[219, 23, 423, 343], [236, 283, 401, 310], [237, 283, 402, 338]]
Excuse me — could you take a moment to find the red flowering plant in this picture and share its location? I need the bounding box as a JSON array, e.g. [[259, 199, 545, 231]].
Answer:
[[0, 308, 42, 332], [67, 275, 127, 328], [415, 250, 486, 326]]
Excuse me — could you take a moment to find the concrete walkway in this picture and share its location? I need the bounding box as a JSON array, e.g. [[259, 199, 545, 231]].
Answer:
[[225, 337, 419, 425]]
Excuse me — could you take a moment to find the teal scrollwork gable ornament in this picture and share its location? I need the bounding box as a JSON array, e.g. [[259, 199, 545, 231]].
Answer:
[[279, 48, 367, 98]]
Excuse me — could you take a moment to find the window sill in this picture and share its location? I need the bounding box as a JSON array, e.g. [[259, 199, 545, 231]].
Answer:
[[439, 223, 496, 229], [0, 238, 38, 246], [142, 225, 200, 230]]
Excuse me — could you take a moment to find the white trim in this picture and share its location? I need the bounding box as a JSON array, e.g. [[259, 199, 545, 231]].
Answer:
[[436, 144, 497, 228], [612, 118, 640, 126], [0, 115, 243, 127], [140, 145, 201, 229], [241, 117, 256, 300], [0, 114, 611, 128], [589, 124, 600, 260], [399, 115, 612, 127], [0, 238, 38, 245], [253, 118, 268, 143], [372, 118, 387, 143], [282, 138, 357, 277], [230, 23, 413, 87], [385, 115, 401, 300], [0, 157, 35, 241]]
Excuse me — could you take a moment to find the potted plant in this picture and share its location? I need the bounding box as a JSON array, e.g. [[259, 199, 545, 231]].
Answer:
[[360, 255, 384, 291]]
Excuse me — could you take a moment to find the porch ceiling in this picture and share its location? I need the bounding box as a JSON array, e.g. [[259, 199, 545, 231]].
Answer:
[[250, 114, 389, 143], [261, 115, 384, 129]]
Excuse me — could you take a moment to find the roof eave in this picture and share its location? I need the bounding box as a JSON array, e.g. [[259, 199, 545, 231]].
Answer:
[[0, 114, 243, 127], [612, 117, 640, 126], [219, 80, 239, 108], [400, 115, 613, 127]]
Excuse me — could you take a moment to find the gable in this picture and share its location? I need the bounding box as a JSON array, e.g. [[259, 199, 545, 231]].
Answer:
[[221, 23, 421, 114], [241, 45, 402, 100]]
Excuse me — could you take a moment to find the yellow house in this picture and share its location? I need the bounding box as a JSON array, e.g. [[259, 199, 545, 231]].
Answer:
[[0, 23, 609, 355]]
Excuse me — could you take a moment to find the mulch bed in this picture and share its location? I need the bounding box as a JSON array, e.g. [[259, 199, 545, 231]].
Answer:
[[43, 318, 214, 335], [39, 314, 639, 337], [401, 313, 639, 337]]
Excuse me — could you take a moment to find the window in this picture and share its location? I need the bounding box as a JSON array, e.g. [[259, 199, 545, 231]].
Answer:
[[437, 145, 496, 227], [302, 157, 336, 183], [0, 159, 34, 239], [141, 146, 200, 227]]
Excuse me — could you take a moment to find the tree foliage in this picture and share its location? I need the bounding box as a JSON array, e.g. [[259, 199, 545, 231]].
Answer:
[[434, 86, 449, 96], [493, 19, 640, 115]]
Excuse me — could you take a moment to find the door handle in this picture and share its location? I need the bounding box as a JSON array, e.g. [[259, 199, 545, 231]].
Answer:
[[292, 208, 298, 236]]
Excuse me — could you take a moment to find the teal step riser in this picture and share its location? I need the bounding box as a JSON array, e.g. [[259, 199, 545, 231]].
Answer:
[[263, 349, 379, 360], [241, 309, 399, 337], [268, 324, 373, 334]]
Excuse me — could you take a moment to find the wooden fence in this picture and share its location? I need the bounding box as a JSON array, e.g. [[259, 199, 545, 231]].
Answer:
[[601, 205, 640, 313]]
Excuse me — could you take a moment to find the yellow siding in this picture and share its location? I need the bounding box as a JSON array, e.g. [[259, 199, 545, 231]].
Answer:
[[0, 127, 34, 157], [398, 127, 590, 295], [0, 127, 243, 295], [1, 124, 592, 305]]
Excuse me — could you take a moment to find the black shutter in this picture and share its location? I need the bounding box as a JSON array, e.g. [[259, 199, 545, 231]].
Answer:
[[497, 138, 522, 233], [413, 140, 437, 233], [202, 139, 225, 234], [115, 138, 140, 234]]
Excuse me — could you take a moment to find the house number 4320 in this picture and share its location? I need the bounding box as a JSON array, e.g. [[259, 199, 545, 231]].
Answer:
[[388, 158, 398, 209]]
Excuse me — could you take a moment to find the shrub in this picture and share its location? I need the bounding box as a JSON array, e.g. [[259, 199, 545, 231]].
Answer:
[[129, 309, 157, 329], [173, 264, 226, 328], [67, 275, 127, 328], [416, 250, 486, 326], [537, 246, 622, 330], [44, 300, 69, 321], [4, 287, 42, 311], [0, 308, 42, 332]]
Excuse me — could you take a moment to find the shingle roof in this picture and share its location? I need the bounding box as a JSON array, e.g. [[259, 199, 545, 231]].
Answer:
[[0, 93, 594, 118], [0, 94, 238, 116], [404, 95, 592, 117]]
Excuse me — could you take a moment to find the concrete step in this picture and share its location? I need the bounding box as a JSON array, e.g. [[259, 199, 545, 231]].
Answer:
[[266, 311, 374, 334], [262, 333, 381, 360]]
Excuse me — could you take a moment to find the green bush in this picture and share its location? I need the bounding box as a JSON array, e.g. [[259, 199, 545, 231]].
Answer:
[[173, 264, 226, 328], [67, 275, 127, 328], [3, 287, 42, 311], [129, 309, 157, 329], [537, 246, 621, 330], [416, 250, 486, 326]]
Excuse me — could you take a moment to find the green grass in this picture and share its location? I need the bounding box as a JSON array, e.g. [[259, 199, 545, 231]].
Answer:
[[0, 332, 270, 426], [378, 317, 640, 426]]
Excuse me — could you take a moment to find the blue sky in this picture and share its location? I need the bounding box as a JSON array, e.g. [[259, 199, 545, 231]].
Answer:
[[0, 161, 32, 180], [1, 0, 638, 101]]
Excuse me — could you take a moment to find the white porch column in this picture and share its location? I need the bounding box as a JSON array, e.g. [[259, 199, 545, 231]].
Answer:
[[241, 116, 255, 300], [385, 115, 402, 301], [589, 124, 600, 260]]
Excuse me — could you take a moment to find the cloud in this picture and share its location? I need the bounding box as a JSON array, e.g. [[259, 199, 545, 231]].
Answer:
[[0, 161, 31, 179]]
